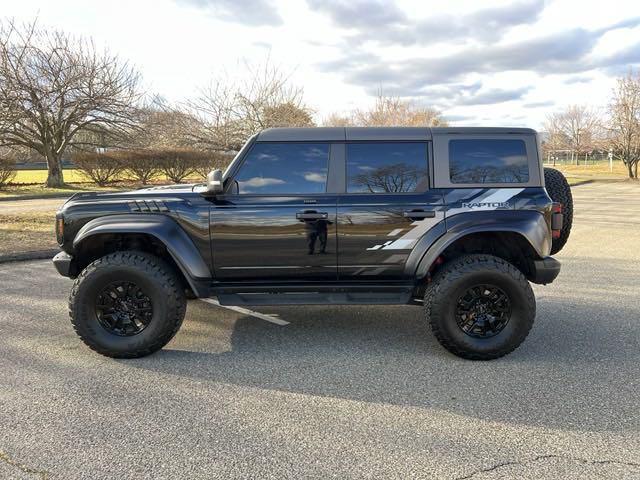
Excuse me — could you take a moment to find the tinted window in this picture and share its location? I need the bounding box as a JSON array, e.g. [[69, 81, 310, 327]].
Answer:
[[347, 143, 428, 193], [235, 143, 329, 194], [449, 139, 529, 184]]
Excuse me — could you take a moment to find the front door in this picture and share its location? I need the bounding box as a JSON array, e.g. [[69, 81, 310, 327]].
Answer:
[[211, 142, 337, 281]]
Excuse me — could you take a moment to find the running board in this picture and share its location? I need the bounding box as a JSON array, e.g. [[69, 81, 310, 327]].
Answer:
[[213, 284, 414, 306]]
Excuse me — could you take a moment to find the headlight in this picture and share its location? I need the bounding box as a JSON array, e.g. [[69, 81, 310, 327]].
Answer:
[[56, 216, 65, 244]]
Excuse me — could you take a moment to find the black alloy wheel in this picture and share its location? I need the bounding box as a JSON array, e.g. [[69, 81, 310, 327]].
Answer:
[[95, 281, 154, 336], [455, 284, 511, 338]]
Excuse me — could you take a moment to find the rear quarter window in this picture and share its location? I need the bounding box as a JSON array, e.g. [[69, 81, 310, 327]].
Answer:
[[449, 139, 529, 184]]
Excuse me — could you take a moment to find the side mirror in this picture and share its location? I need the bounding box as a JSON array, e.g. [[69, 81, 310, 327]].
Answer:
[[206, 169, 224, 194]]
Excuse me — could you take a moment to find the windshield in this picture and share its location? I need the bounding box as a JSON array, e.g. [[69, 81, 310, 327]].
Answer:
[[223, 134, 258, 180]]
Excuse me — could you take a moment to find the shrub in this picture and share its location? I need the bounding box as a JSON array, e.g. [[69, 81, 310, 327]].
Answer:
[[72, 151, 123, 186], [192, 152, 234, 178], [0, 149, 17, 187], [115, 150, 160, 185], [156, 149, 209, 183], [0, 157, 17, 187]]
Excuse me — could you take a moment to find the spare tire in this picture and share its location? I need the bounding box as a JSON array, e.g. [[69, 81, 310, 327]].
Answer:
[[544, 167, 573, 254]]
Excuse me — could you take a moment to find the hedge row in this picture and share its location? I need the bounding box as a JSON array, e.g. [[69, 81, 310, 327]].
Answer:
[[0, 156, 17, 187], [71, 149, 232, 186]]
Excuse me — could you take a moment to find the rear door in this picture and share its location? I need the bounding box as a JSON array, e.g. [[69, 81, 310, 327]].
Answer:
[[337, 141, 444, 281], [210, 142, 338, 281]]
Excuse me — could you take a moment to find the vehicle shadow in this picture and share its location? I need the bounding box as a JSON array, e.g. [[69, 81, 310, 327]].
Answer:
[[6, 259, 637, 435], [127, 293, 640, 434]]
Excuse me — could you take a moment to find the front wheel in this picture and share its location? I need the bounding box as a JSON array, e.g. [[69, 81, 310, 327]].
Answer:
[[69, 251, 186, 358], [425, 254, 535, 360]]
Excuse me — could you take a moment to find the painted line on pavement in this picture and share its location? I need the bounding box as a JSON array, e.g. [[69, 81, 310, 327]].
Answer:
[[199, 298, 290, 326]]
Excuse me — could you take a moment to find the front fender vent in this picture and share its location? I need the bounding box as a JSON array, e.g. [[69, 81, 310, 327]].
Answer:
[[128, 200, 170, 213]]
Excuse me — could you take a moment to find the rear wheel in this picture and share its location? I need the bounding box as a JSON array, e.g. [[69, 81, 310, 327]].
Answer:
[[425, 254, 535, 360], [69, 251, 186, 358], [544, 167, 573, 254]]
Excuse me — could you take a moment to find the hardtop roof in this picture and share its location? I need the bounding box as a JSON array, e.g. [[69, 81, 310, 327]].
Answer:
[[256, 126, 537, 142]]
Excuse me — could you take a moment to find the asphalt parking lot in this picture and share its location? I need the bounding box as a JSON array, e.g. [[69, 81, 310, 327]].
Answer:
[[1, 181, 640, 479]]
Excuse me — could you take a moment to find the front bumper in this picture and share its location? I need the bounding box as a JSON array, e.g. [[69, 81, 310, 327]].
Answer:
[[530, 256, 561, 285], [52, 251, 73, 277]]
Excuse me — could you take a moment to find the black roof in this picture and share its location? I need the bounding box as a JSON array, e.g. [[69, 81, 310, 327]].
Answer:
[[256, 127, 537, 142]]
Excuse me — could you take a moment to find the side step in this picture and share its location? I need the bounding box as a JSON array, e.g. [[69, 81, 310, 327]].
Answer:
[[212, 284, 415, 306]]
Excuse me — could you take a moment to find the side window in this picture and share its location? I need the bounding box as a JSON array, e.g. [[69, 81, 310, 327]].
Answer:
[[234, 143, 329, 194], [346, 142, 429, 193], [449, 139, 529, 184]]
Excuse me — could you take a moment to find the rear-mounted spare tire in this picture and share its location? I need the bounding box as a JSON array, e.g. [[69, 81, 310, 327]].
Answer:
[[544, 167, 573, 254]]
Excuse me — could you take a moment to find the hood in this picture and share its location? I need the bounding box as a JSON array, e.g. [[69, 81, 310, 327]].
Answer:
[[61, 183, 206, 207]]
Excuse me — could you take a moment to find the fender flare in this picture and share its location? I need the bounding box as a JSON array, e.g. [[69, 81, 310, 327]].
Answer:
[[73, 214, 211, 296], [409, 210, 551, 280]]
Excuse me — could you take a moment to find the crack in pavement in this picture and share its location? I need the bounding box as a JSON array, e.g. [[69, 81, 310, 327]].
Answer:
[[454, 454, 640, 479], [0, 450, 48, 479]]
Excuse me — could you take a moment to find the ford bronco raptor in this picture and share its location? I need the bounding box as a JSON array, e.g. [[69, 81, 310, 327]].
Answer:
[[53, 127, 573, 360]]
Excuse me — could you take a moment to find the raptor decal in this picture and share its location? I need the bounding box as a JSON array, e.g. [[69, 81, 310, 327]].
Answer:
[[363, 188, 525, 251]]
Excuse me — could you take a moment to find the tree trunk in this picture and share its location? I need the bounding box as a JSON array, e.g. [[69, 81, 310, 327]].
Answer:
[[45, 151, 65, 187], [633, 161, 638, 179]]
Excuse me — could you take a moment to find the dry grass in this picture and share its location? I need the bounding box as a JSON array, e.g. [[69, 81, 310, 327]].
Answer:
[[548, 161, 629, 178], [1, 169, 205, 198], [11, 169, 205, 185], [0, 183, 122, 198], [0, 213, 57, 255]]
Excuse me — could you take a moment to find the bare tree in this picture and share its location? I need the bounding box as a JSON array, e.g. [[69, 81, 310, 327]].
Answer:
[[323, 93, 447, 127], [351, 163, 422, 193], [323, 112, 353, 127], [353, 93, 448, 127], [262, 101, 313, 128], [186, 60, 314, 152], [608, 71, 640, 179], [132, 100, 194, 150], [0, 19, 142, 187], [544, 105, 601, 163]]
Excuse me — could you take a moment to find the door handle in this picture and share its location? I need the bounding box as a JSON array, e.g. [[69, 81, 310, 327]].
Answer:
[[403, 210, 436, 220], [296, 212, 328, 220]]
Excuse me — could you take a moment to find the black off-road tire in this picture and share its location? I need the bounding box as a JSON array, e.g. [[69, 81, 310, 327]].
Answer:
[[544, 167, 573, 254], [425, 254, 535, 360], [69, 251, 187, 358]]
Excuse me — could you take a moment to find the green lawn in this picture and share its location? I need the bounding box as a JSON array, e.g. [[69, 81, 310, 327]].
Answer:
[[12, 168, 90, 184], [1, 169, 206, 198]]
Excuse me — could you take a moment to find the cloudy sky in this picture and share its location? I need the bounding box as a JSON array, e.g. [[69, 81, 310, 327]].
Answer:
[[4, 0, 640, 128]]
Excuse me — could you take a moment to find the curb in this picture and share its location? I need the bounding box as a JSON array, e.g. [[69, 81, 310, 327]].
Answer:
[[0, 250, 58, 264], [570, 180, 595, 187]]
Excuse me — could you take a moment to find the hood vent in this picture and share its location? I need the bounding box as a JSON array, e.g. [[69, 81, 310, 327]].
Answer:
[[128, 200, 170, 213]]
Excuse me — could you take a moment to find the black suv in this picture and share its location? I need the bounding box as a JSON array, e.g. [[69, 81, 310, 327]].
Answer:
[[53, 127, 573, 360]]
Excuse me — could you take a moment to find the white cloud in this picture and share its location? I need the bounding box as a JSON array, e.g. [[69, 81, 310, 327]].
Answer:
[[2, 0, 639, 129], [303, 172, 327, 182], [242, 177, 285, 187]]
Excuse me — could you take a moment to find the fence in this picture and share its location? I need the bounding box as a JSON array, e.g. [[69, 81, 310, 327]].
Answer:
[[543, 150, 624, 172]]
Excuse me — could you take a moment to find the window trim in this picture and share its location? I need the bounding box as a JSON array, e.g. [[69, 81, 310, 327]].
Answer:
[[432, 133, 541, 188], [342, 140, 431, 196], [225, 141, 333, 196]]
